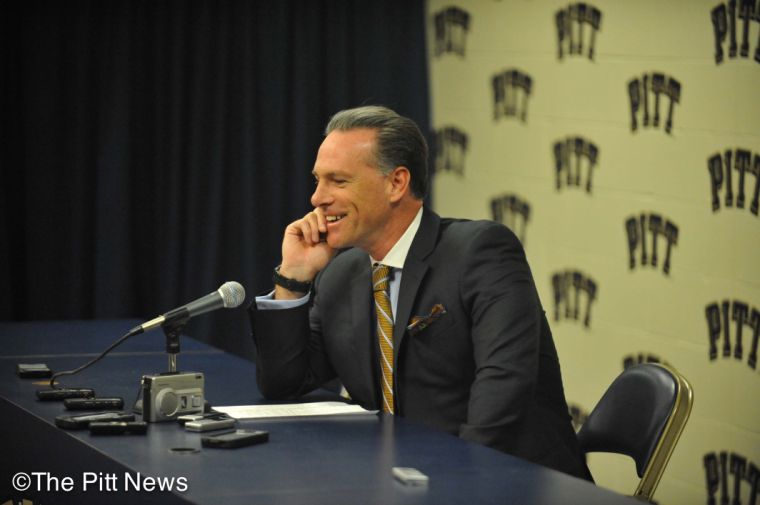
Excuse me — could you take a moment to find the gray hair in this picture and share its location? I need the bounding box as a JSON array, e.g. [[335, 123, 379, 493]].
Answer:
[[325, 105, 428, 199]]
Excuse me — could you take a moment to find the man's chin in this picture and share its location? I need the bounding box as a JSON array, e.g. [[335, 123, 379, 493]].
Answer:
[[325, 223, 357, 250], [325, 234, 345, 250]]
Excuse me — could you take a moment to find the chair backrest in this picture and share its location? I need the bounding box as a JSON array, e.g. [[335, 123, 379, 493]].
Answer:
[[577, 363, 694, 502]]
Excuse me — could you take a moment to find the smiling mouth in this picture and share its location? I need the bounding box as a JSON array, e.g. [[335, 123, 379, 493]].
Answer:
[[326, 215, 346, 223]]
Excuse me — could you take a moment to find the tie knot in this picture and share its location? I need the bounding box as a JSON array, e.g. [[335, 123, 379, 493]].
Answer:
[[372, 264, 391, 292]]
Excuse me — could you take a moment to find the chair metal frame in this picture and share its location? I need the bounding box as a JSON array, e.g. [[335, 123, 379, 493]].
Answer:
[[578, 363, 694, 502]]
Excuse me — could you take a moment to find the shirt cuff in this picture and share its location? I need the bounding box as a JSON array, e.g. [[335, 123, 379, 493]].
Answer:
[[255, 290, 309, 310]]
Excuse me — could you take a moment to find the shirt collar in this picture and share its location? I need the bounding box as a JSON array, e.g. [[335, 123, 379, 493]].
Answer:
[[370, 207, 423, 270]]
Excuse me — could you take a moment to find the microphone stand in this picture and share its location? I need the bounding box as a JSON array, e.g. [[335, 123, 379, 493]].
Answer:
[[162, 316, 190, 373]]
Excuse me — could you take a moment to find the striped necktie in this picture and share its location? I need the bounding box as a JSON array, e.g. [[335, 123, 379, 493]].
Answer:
[[372, 263, 394, 414]]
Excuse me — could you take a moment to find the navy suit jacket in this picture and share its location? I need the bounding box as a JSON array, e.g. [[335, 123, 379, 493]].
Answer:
[[250, 208, 591, 480]]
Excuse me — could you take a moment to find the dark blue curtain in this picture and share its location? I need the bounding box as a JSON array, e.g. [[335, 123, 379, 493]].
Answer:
[[0, 0, 430, 358]]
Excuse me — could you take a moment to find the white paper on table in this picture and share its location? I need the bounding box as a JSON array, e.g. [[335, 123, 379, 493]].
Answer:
[[214, 401, 377, 420]]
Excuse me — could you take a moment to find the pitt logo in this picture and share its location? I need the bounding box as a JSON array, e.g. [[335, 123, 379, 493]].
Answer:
[[707, 148, 760, 216], [492, 69, 533, 123], [711, 1, 760, 64], [555, 3, 603, 60], [433, 6, 471, 57], [628, 73, 682, 134], [704, 452, 760, 505], [434, 127, 468, 177], [491, 193, 530, 244], [568, 403, 589, 432], [625, 213, 679, 275], [551, 270, 598, 328], [553, 136, 600, 193], [622, 353, 671, 370], [705, 300, 760, 370]]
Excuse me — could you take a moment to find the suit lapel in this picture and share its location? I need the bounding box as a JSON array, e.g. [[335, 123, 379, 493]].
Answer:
[[349, 258, 381, 408], [393, 258, 427, 357], [393, 208, 440, 358]]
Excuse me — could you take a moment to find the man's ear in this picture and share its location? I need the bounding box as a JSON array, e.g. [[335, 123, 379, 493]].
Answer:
[[387, 166, 411, 203]]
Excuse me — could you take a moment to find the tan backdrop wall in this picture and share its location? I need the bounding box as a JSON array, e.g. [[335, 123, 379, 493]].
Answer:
[[427, 1, 760, 503]]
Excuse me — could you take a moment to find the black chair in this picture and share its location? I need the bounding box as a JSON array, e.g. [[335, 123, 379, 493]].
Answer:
[[577, 363, 694, 502]]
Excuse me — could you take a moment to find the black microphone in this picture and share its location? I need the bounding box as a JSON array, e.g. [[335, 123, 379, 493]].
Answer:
[[128, 281, 246, 337]]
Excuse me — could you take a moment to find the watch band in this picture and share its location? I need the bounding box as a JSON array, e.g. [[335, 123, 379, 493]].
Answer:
[[272, 265, 312, 293]]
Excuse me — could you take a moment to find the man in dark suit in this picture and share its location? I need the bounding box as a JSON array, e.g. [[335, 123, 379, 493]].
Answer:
[[249, 105, 591, 480]]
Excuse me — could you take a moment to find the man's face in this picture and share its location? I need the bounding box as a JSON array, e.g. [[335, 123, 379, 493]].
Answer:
[[310, 128, 394, 255]]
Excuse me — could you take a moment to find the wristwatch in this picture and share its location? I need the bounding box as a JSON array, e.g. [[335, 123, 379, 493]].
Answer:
[[272, 265, 312, 293]]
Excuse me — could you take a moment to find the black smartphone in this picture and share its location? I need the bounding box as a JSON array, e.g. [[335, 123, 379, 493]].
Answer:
[[55, 411, 135, 430], [201, 429, 269, 449], [64, 397, 124, 410], [37, 388, 96, 401], [89, 421, 148, 435]]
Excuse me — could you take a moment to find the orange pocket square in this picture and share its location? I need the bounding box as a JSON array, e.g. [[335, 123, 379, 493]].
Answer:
[[407, 303, 447, 336]]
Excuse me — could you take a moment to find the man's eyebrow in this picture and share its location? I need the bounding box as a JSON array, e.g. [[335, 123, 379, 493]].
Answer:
[[312, 170, 351, 179]]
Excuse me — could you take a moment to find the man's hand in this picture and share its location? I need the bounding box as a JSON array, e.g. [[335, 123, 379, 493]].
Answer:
[[275, 208, 337, 299]]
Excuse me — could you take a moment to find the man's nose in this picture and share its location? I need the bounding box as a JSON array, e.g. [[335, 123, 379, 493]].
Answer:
[[310, 180, 331, 207]]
